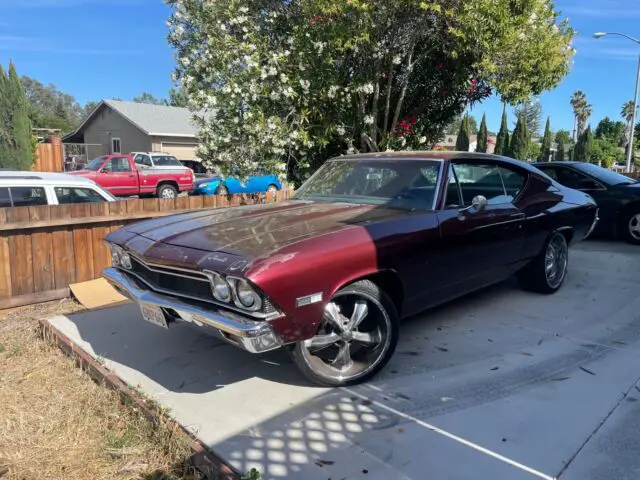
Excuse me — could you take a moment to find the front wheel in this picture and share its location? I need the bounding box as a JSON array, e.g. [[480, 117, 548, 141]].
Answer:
[[620, 210, 640, 245], [215, 184, 229, 196], [266, 184, 278, 196], [517, 231, 568, 294], [290, 280, 399, 387]]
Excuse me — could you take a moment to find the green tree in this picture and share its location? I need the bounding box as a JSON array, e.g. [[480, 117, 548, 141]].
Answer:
[[494, 104, 510, 156], [555, 142, 565, 161], [538, 117, 552, 162], [132, 92, 168, 105], [456, 115, 471, 151], [573, 125, 593, 161], [595, 117, 626, 145], [514, 99, 543, 137], [509, 113, 529, 160], [21, 75, 83, 134], [476, 113, 488, 153], [0, 62, 33, 170], [168, 0, 575, 179], [83, 100, 100, 117], [168, 87, 189, 108], [446, 115, 478, 135], [590, 137, 623, 166]]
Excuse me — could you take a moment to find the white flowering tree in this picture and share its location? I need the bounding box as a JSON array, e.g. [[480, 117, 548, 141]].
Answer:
[[167, 0, 574, 182]]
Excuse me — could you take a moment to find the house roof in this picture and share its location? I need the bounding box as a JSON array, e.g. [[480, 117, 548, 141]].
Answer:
[[64, 100, 198, 142]]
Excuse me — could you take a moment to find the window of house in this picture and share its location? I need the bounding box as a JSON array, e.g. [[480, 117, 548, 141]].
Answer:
[[55, 187, 106, 204], [105, 157, 131, 172], [9, 187, 47, 207], [111, 137, 121, 154]]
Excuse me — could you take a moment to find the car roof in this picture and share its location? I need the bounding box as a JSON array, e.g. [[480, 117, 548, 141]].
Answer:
[[532, 161, 582, 166], [335, 151, 545, 175], [0, 171, 98, 186]]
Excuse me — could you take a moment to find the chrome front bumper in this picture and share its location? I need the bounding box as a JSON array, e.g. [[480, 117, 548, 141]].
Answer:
[[102, 267, 282, 353]]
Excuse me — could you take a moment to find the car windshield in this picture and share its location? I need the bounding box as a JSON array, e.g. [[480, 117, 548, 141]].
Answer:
[[575, 163, 638, 186], [152, 156, 182, 166], [84, 157, 106, 171], [293, 158, 442, 210]]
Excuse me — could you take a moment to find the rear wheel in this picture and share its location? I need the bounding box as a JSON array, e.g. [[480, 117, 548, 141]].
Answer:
[[290, 280, 399, 387], [266, 184, 278, 195], [215, 184, 229, 196], [620, 210, 640, 245], [517, 231, 568, 294], [157, 184, 177, 199]]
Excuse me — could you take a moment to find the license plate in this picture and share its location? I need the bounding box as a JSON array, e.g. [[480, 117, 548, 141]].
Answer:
[[140, 304, 168, 329]]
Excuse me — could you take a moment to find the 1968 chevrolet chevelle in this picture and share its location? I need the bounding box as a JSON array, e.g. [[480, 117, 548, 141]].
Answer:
[[103, 152, 598, 386]]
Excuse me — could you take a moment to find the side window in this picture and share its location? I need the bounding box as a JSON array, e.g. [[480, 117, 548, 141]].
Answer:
[[498, 166, 526, 202], [444, 166, 462, 208], [9, 187, 47, 207], [539, 167, 559, 181], [55, 187, 106, 204], [554, 168, 601, 190], [452, 163, 509, 206], [0, 187, 11, 208], [106, 157, 131, 172], [135, 154, 152, 168]]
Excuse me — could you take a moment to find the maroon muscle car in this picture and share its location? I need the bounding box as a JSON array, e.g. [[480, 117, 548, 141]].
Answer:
[[103, 152, 598, 386]]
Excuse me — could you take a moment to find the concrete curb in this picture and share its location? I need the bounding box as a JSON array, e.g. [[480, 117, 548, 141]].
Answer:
[[39, 318, 240, 480]]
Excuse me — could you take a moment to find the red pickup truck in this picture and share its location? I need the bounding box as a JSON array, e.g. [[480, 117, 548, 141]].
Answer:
[[69, 155, 194, 199]]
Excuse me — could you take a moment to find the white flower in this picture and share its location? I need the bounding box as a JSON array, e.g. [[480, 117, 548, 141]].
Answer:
[[327, 85, 338, 99], [364, 115, 375, 125], [220, 23, 227, 32], [283, 50, 290, 57], [418, 136, 426, 144], [236, 15, 248, 24], [299, 62, 306, 71], [283, 86, 294, 98], [313, 41, 325, 53], [269, 91, 281, 101], [393, 55, 402, 65], [239, 6, 249, 13], [299, 79, 310, 91], [337, 126, 346, 136], [268, 66, 278, 76], [280, 73, 289, 83], [400, 138, 407, 147]]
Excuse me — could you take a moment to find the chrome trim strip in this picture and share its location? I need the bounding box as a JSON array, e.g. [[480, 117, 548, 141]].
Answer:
[[119, 267, 280, 320], [128, 252, 210, 281], [432, 159, 445, 211], [103, 268, 282, 353]]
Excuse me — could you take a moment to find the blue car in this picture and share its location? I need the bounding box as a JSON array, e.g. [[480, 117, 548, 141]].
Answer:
[[192, 174, 282, 196]]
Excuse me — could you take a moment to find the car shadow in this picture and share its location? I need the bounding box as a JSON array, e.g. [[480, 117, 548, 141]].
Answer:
[[67, 303, 316, 394]]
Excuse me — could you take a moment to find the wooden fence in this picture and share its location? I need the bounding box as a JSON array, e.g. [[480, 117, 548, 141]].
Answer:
[[0, 190, 292, 309], [33, 137, 63, 172]]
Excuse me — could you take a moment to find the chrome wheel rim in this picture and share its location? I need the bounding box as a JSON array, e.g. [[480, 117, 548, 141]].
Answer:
[[629, 214, 640, 240], [161, 188, 176, 199], [545, 234, 568, 289], [300, 292, 391, 382]]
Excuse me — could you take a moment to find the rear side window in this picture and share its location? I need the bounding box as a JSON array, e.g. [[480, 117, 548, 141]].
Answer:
[[10, 187, 47, 207], [0, 187, 11, 208], [153, 156, 182, 166], [135, 154, 152, 168], [55, 187, 106, 204]]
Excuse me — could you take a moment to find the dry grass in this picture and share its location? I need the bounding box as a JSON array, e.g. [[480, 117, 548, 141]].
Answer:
[[0, 300, 204, 480]]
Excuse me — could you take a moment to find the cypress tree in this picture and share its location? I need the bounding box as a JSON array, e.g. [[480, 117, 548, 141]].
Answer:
[[495, 104, 509, 155], [476, 113, 488, 153], [555, 142, 565, 161], [574, 125, 593, 162], [455, 114, 470, 151], [509, 113, 529, 160], [0, 65, 9, 167], [8, 62, 32, 170], [539, 117, 552, 162]]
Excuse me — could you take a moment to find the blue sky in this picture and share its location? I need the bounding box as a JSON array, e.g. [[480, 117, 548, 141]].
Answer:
[[0, 0, 639, 135]]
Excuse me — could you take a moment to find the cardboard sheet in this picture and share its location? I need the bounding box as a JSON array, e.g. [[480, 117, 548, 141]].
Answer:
[[70, 278, 128, 309]]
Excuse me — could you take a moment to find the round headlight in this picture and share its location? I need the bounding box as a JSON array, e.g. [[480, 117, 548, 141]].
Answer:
[[110, 244, 122, 267], [212, 274, 231, 302], [235, 280, 262, 311], [120, 251, 132, 269]]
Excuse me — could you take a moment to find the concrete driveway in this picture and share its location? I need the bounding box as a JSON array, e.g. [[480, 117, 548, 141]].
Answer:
[[46, 240, 640, 480]]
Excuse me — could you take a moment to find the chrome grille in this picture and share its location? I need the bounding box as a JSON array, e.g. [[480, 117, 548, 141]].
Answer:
[[127, 255, 277, 317]]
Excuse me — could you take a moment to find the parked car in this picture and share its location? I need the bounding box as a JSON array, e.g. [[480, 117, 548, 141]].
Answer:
[[69, 154, 194, 199], [179, 160, 209, 178], [533, 161, 640, 244], [0, 171, 116, 207], [191, 173, 282, 196], [103, 152, 598, 386]]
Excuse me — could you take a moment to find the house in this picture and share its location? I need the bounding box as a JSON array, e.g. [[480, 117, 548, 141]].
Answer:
[[436, 134, 497, 153], [63, 100, 199, 161]]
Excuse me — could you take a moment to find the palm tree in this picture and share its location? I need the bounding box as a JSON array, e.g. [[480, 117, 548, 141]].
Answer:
[[570, 91, 592, 141], [621, 100, 637, 153]]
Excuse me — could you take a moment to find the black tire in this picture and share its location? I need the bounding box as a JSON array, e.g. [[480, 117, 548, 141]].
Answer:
[[215, 184, 229, 196], [517, 231, 569, 294], [157, 184, 178, 199], [619, 209, 640, 245], [290, 280, 399, 387]]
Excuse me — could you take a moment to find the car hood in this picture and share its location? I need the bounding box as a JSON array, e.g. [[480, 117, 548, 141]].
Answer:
[[122, 200, 407, 260]]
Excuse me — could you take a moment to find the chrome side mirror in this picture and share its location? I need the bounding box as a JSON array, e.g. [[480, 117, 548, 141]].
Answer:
[[459, 195, 488, 215]]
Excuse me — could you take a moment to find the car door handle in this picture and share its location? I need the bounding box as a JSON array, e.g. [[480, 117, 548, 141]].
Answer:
[[510, 212, 525, 219]]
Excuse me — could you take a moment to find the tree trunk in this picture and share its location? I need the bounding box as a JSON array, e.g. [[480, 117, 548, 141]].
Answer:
[[390, 44, 415, 134], [370, 73, 381, 145], [382, 56, 395, 134]]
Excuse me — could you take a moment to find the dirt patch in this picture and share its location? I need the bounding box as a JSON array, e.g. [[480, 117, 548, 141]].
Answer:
[[0, 300, 204, 480]]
